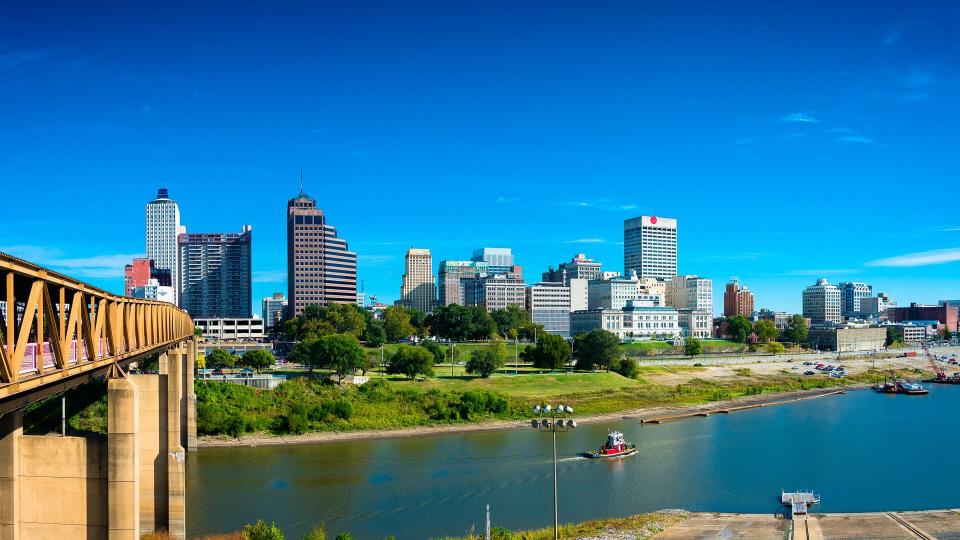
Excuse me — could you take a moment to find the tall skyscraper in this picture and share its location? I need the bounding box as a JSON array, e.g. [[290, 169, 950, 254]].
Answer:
[[400, 248, 436, 313], [178, 226, 252, 318], [471, 247, 515, 275], [145, 188, 184, 303], [261, 292, 288, 329], [723, 278, 755, 317], [623, 215, 677, 279], [437, 260, 489, 306], [802, 278, 841, 324], [838, 281, 873, 318], [287, 190, 358, 317]]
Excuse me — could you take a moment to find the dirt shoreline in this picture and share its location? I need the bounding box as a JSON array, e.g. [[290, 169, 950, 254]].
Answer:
[[198, 385, 865, 448]]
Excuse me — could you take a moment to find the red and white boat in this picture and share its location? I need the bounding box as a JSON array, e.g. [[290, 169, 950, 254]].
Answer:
[[584, 431, 637, 459]]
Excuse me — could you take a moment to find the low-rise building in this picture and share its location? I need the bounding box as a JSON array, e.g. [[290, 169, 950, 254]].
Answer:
[[897, 321, 939, 343], [526, 282, 571, 337], [677, 309, 712, 338], [588, 271, 662, 310], [887, 303, 958, 333], [195, 317, 265, 341], [465, 271, 526, 311], [571, 300, 680, 340], [757, 309, 791, 331], [131, 279, 175, 304], [806, 326, 886, 352], [571, 309, 624, 338]]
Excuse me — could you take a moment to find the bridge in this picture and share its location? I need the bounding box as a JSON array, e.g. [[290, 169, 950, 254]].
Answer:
[[0, 252, 197, 540]]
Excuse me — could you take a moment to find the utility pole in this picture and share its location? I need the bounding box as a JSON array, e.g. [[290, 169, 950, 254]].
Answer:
[[61, 394, 66, 436], [485, 504, 491, 540]]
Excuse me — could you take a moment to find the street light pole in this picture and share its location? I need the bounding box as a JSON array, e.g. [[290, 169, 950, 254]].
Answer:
[[532, 403, 576, 540]]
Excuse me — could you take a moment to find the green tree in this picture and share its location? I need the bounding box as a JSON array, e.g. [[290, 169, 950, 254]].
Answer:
[[421, 340, 446, 364], [614, 356, 640, 379], [523, 333, 571, 370], [765, 341, 785, 354], [316, 334, 366, 382], [684, 337, 703, 356], [362, 319, 386, 347], [242, 519, 284, 540], [885, 325, 903, 347], [381, 306, 416, 342], [206, 348, 236, 368], [943, 328, 953, 341], [754, 320, 779, 343], [727, 316, 753, 343], [466, 340, 507, 377], [193, 326, 203, 337], [240, 349, 275, 372], [426, 304, 498, 341], [491, 305, 531, 339], [287, 338, 318, 371], [387, 345, 435, 379], [573, 329, 620, 371], [409, 309, 430, 339], [784, 315, 809, 345]]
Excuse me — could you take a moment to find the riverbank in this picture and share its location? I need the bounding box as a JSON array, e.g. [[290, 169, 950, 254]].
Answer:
[[198, 385, 861, 447]]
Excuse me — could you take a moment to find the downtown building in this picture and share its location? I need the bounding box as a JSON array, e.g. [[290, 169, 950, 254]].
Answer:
[[287, 190, 358, 317], [838, 281, 873, 319], [666, 275, 713, 339], [526, 282, 571, 338], [623, 215, 677, 280], [400, 248, 436, 313], [802, 278, 842, 324], [177, 226, 252, 318], [124, 257, 172, 298], [588, 271, 662, 310], [542, 253, 602, 283], [471, 247, 515, 275], [261, 292, 288, 330], [437, 260, 490, 306], [464, 268, 526, 311], [572, 300, 681, 341], [145, 188, 185, 303], [723, 278, 755, 318]]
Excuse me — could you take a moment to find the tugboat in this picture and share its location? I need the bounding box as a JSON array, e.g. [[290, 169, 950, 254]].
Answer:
[[584, 431, 637, 459]]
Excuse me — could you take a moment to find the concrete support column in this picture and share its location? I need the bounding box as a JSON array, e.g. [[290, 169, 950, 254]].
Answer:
[[166, 347, 186, 540], [0, 411, 22, 540], [108, 373, 140, 540], [185, 338, 197, 452]]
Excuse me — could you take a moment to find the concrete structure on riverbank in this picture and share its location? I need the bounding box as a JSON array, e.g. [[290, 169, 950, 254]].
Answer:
[[806, 326, 886, 352]]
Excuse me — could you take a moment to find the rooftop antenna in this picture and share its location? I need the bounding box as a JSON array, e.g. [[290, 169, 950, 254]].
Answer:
[[299, 165, 304, 194]]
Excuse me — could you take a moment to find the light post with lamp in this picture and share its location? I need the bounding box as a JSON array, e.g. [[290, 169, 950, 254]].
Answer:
[[531, 403, 576, 540]]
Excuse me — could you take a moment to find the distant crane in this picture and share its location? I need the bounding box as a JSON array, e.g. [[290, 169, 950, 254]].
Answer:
[[924, 342, 947, 381]]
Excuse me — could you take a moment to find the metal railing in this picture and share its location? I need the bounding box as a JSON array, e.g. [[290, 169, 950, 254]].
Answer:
[[0, 251, 194, 403]]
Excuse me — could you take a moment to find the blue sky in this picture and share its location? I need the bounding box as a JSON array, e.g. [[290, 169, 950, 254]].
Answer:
[[2, 1, 959, 315]]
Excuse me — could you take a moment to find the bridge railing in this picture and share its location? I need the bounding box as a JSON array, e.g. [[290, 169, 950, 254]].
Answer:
[[0, 251, 194, 400]]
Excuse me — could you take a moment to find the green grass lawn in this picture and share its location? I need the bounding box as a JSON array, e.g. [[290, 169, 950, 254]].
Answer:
[[386, 369, 642, 398]]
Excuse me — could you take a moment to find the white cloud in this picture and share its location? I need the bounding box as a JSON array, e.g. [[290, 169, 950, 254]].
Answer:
[[496, 196, 519, 203], [620, 204, 637, 210], [780, 112, 820, 123], [565, 238, 605, 244], [786, 268, 858, 277], [0, 245, 142, 279], [253, 270, 287, 283], [837, 135, 876, 144], [867, 248, 960, 267]]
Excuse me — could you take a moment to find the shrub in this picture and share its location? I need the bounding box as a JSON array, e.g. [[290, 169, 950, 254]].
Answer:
[[614, 357, 640, 379], [303, 525, 327, 540], [242, 519, 284, 540], [282, 403, 309, 434], [334, 534, 354, 540]]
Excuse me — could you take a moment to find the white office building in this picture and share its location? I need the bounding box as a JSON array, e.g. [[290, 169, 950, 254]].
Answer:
[[572, 300, 680, 340], [194, 317, 265, 341], [145, 188, 185, 304], [588, 271, 662, 310], [261, 293, 288, 329], [838, 281, 873, 319], [130, 279, 175, 304], [568, 278, 589, 312], [803, 278, 842, 324], [665, 275, 713, 312], [678, 309, 713, 338], [526, 282, 571, 338], [623, 215, 677, 279]]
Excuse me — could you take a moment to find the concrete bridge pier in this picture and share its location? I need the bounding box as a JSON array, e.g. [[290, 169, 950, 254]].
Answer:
[[0, 338, 197, 540]]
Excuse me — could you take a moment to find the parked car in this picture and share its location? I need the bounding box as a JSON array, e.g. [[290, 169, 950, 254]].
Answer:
[[804, 370, 815, 375]]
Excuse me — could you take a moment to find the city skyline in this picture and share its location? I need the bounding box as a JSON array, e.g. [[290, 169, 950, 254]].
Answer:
[[2, 2, 960, 313]]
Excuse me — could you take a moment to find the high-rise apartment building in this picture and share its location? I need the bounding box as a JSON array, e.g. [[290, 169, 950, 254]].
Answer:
[[723, 278, 755, 317], [623, 215, 677, 279], [145, 188, 184, 303], [400, 248, 436, 313], [526, 282, 571, 337], [802, 278, 841, 324], [471, 247, 515, 275], [286, 190, 358, 317], [665, 275, 713, 312], [437, 260, 490, 306], [178, 226, 252, 318], [542, 253, 602, 283], [261, 293, 288, 329], [838, 281, 873, 318]]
